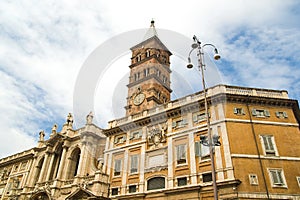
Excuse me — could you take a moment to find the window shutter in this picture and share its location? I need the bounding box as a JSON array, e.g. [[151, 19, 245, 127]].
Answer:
[[241, 108, 245, 115], [270, 170, 279, 184], [176, 145, 180, 160], [277, 171, 284, 184], [193, 114, 198, 122], [115, 160, 121, 173], [262, 136, 269, 150], [195, 141, 200, 156], [283, 112, 288, 118], [252, 109, 257, 116], [181, 145, 186, 159], [131, 155, 138, 172], [264, 110, 270, 117], [201, 144, 210, 157], [270, 170, 283, 185], [262, 136, 274, 151], [177, 145, 186, 160], [233, 108, 238, 114], [267, 137, 274, 151], [114, 137, 118, 144], [172, 121, 177, 128], [130, 132, 134, 140]]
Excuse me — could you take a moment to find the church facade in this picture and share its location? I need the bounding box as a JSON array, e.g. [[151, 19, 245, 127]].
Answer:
[[1, 21, 300, 200]]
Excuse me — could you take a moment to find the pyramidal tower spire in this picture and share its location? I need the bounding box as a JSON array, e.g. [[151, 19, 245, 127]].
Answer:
[[143, 19, 158, 40]]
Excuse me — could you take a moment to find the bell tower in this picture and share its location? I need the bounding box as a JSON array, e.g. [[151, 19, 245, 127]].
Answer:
[[125, 20, 172, 116]]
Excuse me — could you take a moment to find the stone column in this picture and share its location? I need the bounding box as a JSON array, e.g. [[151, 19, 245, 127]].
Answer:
[[56, 145, 68, 180], [139, 143, 146, 192], [27, 156, 38, 187], [38, 152, 50, 183], [45, 153, 55, 181], [77, 137, 88, 176], [189, 131, 197, 184], [121, 149, 129, 194], [167, 135, 173, 188]]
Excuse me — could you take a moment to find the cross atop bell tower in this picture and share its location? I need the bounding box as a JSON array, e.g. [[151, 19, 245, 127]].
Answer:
[[125, 20, 172, 116]]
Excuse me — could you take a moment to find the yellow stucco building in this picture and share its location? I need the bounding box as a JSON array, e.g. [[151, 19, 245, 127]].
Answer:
[[0, 21, 300, 200]]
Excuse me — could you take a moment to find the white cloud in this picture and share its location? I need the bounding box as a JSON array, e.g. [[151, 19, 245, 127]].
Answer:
[[0, 0, 299, 158]]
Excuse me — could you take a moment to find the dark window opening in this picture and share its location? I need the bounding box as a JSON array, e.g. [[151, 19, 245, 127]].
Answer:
[[147, 177, 165, 190], [177, 177, 187, 186], [111, 188, 118, 195], [203, 173, 212, 182], [129, 185, 137, 193]]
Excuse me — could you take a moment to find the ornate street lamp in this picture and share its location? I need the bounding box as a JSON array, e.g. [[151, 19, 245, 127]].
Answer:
[[187, 35, 221, 200]]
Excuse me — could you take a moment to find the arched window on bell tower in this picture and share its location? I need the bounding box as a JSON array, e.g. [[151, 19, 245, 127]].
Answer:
[[144, 68, 150, 77], [136, 54, 141, 63], [146, 49, 151, 57]]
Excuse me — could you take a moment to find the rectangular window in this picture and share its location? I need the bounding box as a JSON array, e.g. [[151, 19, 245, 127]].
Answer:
[[261, 135, 276, 156], [234, 107, 245, 115], [176, 144, 187, 165], [130, 155, 139, 174], [114, 159, 122, 176], [129, 185, 137, 193], [130, 130, 142, 140], [114, 135, 126, 144], [252, 109, 270, 117], [203, 173, 212, 182], [177, 177, 187, 186], [275, 111, 288, 118], [193, 112, 207, 123], [249, 174, 258, 185], [269, 169, 286, 186], [172, 118, 188, 129], [195, 140, 210, 159], [111, 188, 118, 195]]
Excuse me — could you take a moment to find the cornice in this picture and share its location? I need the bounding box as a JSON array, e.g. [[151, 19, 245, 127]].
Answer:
[[127, 74, 172, 92], [129, 55, 171, 71], [105, 87, 300, 136]]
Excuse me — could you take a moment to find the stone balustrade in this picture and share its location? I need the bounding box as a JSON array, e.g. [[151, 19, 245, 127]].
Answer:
[[107, 84, 289, 128]]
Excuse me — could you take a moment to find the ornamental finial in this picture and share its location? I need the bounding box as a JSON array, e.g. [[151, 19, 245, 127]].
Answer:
[[150, 19, 155, 27]]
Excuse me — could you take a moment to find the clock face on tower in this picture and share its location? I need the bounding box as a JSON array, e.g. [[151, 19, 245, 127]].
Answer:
[[133, 93, 145, 106]]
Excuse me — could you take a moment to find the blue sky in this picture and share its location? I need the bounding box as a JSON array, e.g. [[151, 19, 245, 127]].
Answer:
[[0, 0, 300, 158]]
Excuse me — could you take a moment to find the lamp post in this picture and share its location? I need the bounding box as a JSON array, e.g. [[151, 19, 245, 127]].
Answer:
[[187, 35, 221, 200]]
